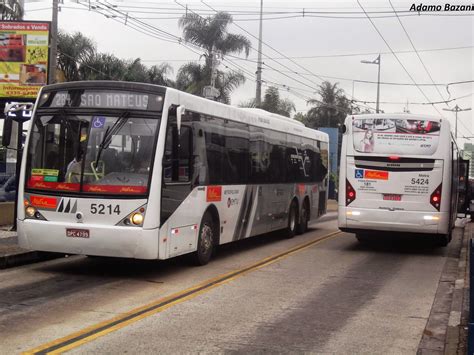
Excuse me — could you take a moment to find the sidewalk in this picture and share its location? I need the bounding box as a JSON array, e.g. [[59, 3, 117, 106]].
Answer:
[[0, 226, 60, 269]]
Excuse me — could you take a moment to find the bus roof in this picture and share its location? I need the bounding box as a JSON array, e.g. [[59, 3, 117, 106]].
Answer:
[[349, 112, 444, 123], [41, 81, 328, 143]]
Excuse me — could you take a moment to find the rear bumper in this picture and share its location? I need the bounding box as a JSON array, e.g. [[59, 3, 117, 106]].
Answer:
[[338, 206, 450, 235], [17, 219, 159, 259]]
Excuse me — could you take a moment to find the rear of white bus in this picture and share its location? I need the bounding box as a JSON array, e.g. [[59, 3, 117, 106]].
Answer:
[[338, 114, 454, 243]]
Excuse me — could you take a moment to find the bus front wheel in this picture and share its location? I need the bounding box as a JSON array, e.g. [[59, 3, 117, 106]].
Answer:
[[192, 212, 215, 266]]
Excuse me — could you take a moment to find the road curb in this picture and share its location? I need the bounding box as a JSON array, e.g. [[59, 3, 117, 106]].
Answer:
[[0, 250, 62, 269], [417, 225, 469, 354]]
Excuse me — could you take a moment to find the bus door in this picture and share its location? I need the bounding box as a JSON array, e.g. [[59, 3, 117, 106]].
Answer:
[[161, 108, 195, 256]]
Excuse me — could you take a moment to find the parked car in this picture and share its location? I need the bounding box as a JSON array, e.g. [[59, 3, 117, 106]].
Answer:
[[0, 175, 16, 202]]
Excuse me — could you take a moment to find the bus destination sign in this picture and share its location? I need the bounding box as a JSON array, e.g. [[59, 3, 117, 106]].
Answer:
[[45, 90, 163, 111]]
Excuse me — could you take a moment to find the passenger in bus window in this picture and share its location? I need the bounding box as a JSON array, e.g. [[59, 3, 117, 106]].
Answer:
[[66, 150, 83, 183], [361, 129, 374, 153]]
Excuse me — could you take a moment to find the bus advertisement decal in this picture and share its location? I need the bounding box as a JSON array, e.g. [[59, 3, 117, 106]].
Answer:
[[30, 195, 58, 209], [83, 185, 147, 194], [206, 186, 222, 202], [27, 180, 80, 192], [364, 170, 389, 180]]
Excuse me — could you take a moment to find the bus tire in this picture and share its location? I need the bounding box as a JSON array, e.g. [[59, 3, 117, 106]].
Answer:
[[436, 233, 450, 247], [285, 201, 298, 239], [355, 233, 369, 243], [192, 212, 215, 266], [297, 199, 309, 235]]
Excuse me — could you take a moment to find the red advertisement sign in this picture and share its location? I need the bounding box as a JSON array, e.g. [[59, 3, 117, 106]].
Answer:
[[364, 170, 389, 180], [206, 186, 222, 202], [30, 195, 57, 209]]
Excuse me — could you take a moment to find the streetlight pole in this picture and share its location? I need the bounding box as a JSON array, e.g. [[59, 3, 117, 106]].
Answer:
[[443, 105, 472, 140], [361, 54, 381, 113]]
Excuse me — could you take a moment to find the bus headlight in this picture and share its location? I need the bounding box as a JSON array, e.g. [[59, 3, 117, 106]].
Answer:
[[130, 212, 144, 225], [116, 204, 147, 227], [25, 206, 36, 218]]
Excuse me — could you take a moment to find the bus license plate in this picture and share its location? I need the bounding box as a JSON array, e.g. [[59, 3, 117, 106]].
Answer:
[[383, 194, 401, 201], [66, 228, 90, 238]]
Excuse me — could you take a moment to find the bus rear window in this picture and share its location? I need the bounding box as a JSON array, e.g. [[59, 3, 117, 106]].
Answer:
[[352, 118, 440, 155]]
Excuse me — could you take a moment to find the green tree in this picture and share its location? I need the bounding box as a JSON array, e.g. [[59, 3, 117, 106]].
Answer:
[[0, 0, 23, 20], [147, 63, 174, 86], [80, 53, 127, 81], [57, 31, 96, 82], [240, 86, 296, 118], [305, 81, 352, 128], [177, 12, 251, 102]]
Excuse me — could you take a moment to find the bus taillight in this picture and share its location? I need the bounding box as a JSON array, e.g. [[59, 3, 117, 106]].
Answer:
[[430, 184, 442, 211], [346, 179, 356, 206]]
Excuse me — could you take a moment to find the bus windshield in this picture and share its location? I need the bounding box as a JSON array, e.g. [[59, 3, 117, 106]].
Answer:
[[352, 118, 440, 155], [25, 113, 160, 195]]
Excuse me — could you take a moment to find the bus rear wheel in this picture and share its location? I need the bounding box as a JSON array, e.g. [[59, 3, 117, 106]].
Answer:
[[192, 213, 215, 266], [297, 200, 309, 235], [436, 233, 451, 247], [285, 201, 298, 239]]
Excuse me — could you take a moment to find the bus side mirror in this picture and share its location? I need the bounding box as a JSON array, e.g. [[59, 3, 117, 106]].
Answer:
[[341, 124, 347, 134], [2, 118, 12, 147], [176, 105, 185, 135]]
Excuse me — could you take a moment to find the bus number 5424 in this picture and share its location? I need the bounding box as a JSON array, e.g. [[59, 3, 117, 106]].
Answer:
[[411, 178, 429, 185]]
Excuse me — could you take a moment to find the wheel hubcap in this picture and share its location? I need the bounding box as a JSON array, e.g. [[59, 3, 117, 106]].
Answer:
[[290, 208, 296, 231], [201, 224, 213, 254]]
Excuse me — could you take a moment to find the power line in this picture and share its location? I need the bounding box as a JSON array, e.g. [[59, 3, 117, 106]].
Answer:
[[353, 92, 473, 105], [388, 0, 448, 107], [357, 0, 443, 117], [201, 1, 328, 84]]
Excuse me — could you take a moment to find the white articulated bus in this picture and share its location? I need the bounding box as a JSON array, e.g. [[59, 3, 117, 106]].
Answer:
[[338, 113, 466, 246], [12, 81, 329, 264]]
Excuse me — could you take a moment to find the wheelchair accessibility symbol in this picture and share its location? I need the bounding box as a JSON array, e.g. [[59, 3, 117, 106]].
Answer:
[[92, 116, 106, 129], [355, 169, 364, 179]]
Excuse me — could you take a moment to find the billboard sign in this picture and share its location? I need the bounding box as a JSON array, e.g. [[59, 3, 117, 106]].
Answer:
[[0, 21, 50, 99], [352, 118, 440, 155]]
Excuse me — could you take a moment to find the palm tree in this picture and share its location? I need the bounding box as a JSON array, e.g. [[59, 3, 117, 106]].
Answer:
[[176, 62, 244, 104], [177, 12, 251, 101], [0, 0, 23, 20], [57, 31, 96, 82], [147, 63, 174, 86], [240, 86, 296, 118], [305, 81, 351, 128]]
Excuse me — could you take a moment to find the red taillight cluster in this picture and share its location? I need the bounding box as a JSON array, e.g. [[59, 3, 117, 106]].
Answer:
[[430, 184, 442, 211], [346, 179, 356, 206]]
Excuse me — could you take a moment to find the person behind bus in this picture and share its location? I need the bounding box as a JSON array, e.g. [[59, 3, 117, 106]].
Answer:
[[361, 129, 374, 153]]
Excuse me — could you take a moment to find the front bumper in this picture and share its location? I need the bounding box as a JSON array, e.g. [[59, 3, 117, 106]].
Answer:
[[18, 219, 159, 259]]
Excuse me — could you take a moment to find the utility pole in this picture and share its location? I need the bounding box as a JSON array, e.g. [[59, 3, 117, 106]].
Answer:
[[48, 0, 59, 85], [255, 0, 263, 106], [443, 105, 472, 139]]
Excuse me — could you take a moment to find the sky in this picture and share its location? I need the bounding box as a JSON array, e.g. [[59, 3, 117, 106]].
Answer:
[[23, 0, 474, 147]]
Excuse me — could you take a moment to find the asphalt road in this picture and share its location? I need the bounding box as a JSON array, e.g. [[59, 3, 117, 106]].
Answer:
[[0, 213, 461, 354]]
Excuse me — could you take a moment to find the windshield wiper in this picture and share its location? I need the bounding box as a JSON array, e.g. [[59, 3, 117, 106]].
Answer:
[[94, 111, 130, 170]]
